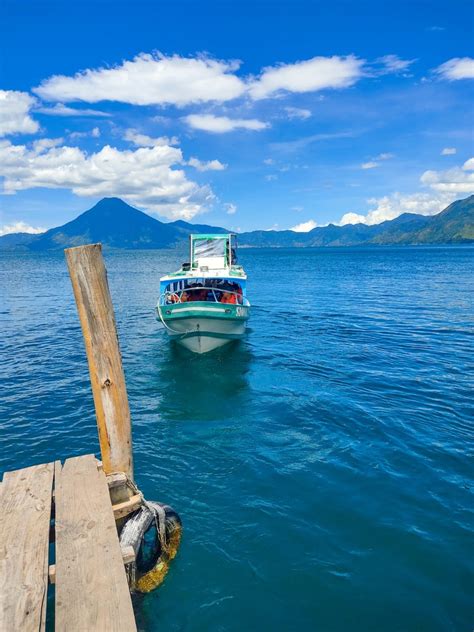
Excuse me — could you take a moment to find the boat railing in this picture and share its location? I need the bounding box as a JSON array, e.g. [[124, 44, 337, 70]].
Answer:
[[159, 286, 250, 307]]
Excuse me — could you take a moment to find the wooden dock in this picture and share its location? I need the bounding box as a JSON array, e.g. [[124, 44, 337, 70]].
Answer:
[[0, 244, 181, 630], [1, 454, 138, 631]]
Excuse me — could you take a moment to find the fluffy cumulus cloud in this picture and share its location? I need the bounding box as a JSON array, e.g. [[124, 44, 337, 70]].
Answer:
[[124, 129, 179, 147], [29, 50, 420, 118], [0, 139, 216, 219], [32, 137, 64, 152], [435, 57, 474, 80], [0, 90, 39, 137], [0, 221, 45, 236], [27, 50, 421, 137], [361, 161, 379, 169], [249, 55, 364, 99], [185, 114, 268, 133], [187, 157, 227, 171], [420, 158, 474, 193], [338, 212, 367, 225], [33, 53, 246, 106], [291, 219, 317, 232], [338, 193, 455, 226], [339, 157, 474, 225]]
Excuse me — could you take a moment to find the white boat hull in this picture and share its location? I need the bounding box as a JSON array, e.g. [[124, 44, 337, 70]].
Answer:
[[157, 301, 249, 354], [178, 333, 233, 354]]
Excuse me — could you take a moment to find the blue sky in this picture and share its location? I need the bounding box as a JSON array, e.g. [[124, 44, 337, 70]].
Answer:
[[0, 0, 473, 234]]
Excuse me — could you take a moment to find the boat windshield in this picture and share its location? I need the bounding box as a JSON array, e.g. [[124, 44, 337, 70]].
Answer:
[[193, 238, 226, 260], [191, 234, 236, 268]]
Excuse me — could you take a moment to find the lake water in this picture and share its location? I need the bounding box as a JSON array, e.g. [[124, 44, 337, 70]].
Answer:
[[1, 246, 473, 631]]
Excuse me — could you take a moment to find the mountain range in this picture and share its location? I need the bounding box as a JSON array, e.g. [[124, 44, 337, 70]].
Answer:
[[1, 195, 473, 251]]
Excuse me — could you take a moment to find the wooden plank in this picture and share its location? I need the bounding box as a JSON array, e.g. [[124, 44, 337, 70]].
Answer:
[[55, 454, 136, 632], [112, 494, 142, 520], [107, 472, 133, 505], [49, 547, 135, 585], [107, 472, 128, 489], [65, 244, 134, 479], [0, 462, 54, 632]]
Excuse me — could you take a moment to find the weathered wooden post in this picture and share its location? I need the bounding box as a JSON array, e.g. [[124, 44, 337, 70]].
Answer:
[[65, 244, 134, 480]]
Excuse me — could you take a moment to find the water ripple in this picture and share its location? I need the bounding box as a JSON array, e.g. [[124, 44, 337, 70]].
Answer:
[[1, 246, 473, 632]]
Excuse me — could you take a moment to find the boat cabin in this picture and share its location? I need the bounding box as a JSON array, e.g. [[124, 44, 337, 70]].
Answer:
[[159, 234, 248, 306]]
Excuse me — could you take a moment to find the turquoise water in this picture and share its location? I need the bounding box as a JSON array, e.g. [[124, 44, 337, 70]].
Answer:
[[1, 247, 473, 631]]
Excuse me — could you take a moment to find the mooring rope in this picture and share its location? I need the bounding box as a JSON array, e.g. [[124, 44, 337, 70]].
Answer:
[[120, 473, 170, 553], [157, 305, 194, 338], [111, 471, 181, 592]]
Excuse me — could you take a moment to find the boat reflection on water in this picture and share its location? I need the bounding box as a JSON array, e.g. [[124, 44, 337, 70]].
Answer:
[[155, 340, 253, 421]]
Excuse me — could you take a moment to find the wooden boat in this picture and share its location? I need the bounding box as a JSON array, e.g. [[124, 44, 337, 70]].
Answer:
[[156, 234, 250, 353]]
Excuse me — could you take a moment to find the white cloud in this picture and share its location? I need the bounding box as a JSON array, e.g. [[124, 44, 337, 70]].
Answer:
[[265, 174, 278, 181], [34, 53, 246, 106], [30, 51, 422, 117], [185, 114, 268, 133], [0, 90, 39, 137], [360, 153, 393, 170], [360, 153, 394, 169], [36, 103, 110, 117], [284, 106, 311, 120], [338, 212, 367, 225], [249, 55, 364, 99], [69, 127, 101, 140], [373, 55, 415, 74], [263, 158, 275, 165], [0, 139, 215, 220], [291, 206, 304, 212], [441, 147, 456, 155], [271, 129, 357, 152], [124, 129, 179, 147], [435, 57, 474, 80], [338, 158, 474, 225], [339, 192, 455, 226], [291, 219, 317, 232], [188, 157, 227, 171], [420, 158, 474, 193], [0, 221, 45, 236], [224, 203, 237, 215], [33, 137, 64, 152]]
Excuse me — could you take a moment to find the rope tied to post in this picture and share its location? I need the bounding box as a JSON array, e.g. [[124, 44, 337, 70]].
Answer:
[[113, 472, 182, 593]]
